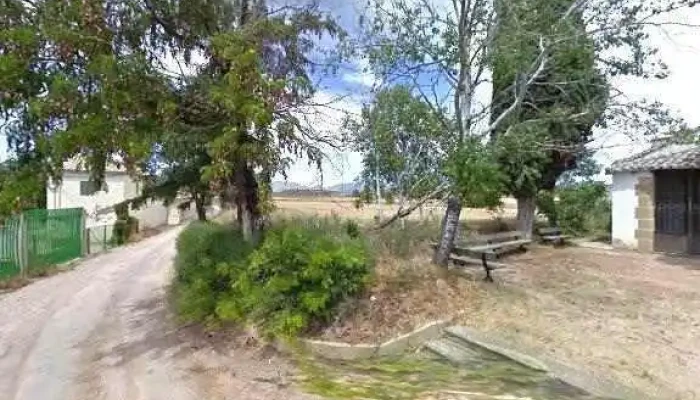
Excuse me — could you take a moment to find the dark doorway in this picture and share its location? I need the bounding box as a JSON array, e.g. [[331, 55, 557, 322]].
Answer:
[[654, 170, 690, 253], [690, 171, 700, 253]]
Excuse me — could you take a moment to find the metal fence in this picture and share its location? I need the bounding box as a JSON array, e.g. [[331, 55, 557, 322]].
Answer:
[[0, 208, 85, 279], [0, 217, 21, 279], [25, 208, 84, 274], [85, 224, 117, 255]]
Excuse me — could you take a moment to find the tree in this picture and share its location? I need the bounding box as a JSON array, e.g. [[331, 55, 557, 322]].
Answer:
[[1, 0, 343, 242], [491, 0, 608, 238], [346, 85, 443, 225], [556, 149, 603, 188], [0, 155, 46, 219], [359, 0, 699, 265]]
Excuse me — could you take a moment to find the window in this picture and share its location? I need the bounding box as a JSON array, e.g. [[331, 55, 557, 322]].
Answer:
[[80, 181, 101, 196]]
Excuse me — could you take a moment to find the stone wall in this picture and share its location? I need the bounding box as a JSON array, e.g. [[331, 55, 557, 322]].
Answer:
[[634, 173, 655, 253]]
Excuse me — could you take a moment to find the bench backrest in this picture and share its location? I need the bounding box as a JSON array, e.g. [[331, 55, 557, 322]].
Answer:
[[462, 230, 526, 245]]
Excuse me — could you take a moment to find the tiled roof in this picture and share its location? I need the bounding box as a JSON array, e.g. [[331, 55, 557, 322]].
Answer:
[[610, 143, 700, 172]]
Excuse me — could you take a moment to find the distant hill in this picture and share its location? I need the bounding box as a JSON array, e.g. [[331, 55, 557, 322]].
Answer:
[[271, 180, 309, 193], [325, 182, 362, 196], [272, 180, 362, 197], [276, 189, 339, 197]]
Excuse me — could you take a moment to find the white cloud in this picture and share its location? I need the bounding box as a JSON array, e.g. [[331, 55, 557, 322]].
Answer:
[[593, 8, 700, 167], [341, 57, 377, 88]]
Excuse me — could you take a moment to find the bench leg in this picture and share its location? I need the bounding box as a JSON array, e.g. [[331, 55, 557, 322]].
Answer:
[[481, 253, 494, 283]]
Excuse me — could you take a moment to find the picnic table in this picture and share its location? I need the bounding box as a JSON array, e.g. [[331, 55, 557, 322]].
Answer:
[[450, 231, 532, 282]]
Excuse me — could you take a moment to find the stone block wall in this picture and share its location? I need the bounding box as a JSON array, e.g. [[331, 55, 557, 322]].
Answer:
[[634, 173, 655, 253]]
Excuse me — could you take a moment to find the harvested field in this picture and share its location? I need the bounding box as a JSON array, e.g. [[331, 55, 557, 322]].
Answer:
[[272, 196, 517, 225]]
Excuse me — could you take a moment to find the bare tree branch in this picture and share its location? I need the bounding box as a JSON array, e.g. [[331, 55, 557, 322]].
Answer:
[[373, 182, 449, 230]]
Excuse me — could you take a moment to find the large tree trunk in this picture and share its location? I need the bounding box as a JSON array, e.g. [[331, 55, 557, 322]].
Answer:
[[433, 195, 462, 266], [516, 195, 536, 238], [194, 193, 207, 221], [234, 159, 261, 244]]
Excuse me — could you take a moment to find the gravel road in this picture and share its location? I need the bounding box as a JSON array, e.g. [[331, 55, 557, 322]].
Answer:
[[0, 227, 315, 400]]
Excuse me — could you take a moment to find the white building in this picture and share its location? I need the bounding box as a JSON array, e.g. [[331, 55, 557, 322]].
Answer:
[[610, 143, 700, 254], [46, 159, 180, 229]]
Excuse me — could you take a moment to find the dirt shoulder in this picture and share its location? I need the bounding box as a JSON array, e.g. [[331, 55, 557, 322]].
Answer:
[[458, 246, 700, 399]]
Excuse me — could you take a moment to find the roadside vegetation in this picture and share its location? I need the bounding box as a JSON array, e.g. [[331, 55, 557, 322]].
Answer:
[[172, 217, 373, 337], [172, 215, 484, 343]]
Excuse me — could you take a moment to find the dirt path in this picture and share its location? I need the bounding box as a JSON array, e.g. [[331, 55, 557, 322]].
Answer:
[[0, 227, 315, 400]]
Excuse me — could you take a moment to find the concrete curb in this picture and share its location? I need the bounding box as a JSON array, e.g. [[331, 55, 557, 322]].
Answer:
[[444, 326, 548, 372], [277, 320, 450, 361], [444, 326, 653, 400]]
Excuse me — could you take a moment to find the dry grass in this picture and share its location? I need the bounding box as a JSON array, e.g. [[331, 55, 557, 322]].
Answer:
[[310, 246, 487, 345], [272, 195, 517, 225], [457, 246, 700, 399], [281, 196, 516, 345]]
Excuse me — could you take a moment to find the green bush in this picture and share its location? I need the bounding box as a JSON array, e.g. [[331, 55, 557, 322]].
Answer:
[[172, 222, 253, 323], [171, 218, 373, 338], [112, 202, 139, 244], [555, 182, 611, 237], [215, 224, 372, 337], [112, 217, 139, 245]]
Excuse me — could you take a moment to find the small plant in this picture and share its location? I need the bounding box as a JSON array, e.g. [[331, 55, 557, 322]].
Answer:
[[171, 218, 374, 337], [344, 219, 361, 238], [368, 219, 440, 259]]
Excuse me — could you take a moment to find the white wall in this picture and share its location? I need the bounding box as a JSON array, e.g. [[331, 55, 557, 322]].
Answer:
[[47, 172, 134, 227], [611, 172, 640, 248], [132, 200, 170, 230]]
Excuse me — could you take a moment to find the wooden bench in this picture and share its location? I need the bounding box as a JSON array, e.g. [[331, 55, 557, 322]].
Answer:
[[452, 231, 532, 282], [537, 226, 569, 246]]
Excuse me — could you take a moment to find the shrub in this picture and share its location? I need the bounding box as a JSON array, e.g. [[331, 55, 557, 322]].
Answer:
[[555, 182, 611, 237], [172, 222, 253, 323], [344, 219, 361, 239], [216, 224, 372, 337], [112, 217, 139, 245]]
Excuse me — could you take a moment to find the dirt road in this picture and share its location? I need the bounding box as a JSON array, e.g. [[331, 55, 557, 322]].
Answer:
[[0, 227, 315, 400]]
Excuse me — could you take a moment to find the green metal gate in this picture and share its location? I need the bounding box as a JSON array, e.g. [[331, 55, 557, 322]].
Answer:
[[0, 217, 21, 279], [25, 208, 84, 273]]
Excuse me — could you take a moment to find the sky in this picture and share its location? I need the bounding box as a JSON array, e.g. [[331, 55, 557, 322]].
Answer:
[[282, 1, 700, 187]]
